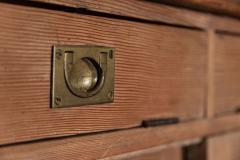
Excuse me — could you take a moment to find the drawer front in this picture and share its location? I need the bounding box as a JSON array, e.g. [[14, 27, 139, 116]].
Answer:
[[208, 131, 240, 160], [0, 3, 207, 144], [214, 34, 240, 115], [123, 147, 182, 160]]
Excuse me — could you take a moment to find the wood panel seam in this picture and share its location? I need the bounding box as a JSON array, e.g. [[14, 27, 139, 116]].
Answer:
[[0, 0, 204, 31], [1, 114, 240, 159]]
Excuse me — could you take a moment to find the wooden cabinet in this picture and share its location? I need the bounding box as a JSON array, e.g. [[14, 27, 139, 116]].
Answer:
[[0, 0, 240, 160], [0, 2, 207, 145]]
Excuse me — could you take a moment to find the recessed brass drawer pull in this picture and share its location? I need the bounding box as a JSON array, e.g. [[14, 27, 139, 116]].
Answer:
[[52, 45, 115, 108]]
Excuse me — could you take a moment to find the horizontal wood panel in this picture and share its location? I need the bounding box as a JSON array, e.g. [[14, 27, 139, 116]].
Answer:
[[0, 3, 207, 145], [0, 114, 240, 160], [123, 147, 182, 160], [29, 0, 209, 28], [213, 34, 240, 115], [208, 131, 240, 160], [162, 0, 240, 18], [27, 0, 240, 33]]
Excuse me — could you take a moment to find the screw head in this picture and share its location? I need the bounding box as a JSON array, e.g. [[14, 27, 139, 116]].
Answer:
[[109, 50, 113, 59], [107, 91, 114, 100], [56, 49, 63, 60], [54, 97, 62, 105]]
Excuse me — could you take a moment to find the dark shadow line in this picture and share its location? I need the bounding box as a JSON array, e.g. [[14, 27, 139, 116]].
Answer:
[[0, 0, 204, 31], [216, 30, 240, 37]]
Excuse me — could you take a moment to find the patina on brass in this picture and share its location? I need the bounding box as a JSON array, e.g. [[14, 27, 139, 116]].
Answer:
[[52, 45, 115, 108], [68, 58, 99, 93]]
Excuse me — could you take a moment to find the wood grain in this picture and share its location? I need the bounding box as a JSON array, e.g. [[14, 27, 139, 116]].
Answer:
[[27, 0, 240, 33], [122, 147, 182, 160], [208, 131, 240, 160], [0, 113, 240, 160], [207, 30, 216, 118], [111, 140, 198, 160], [29, 0, 209, 28], [162, 0, 240, 18], [213, 34, 240, 115], [0, 3, 207, 145]]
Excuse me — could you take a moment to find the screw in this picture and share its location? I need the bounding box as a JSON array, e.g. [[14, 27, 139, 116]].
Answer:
[[109, 50, 113, 59], [55, 97, 62, 105], [107, 91, 114, 100], [56, 49, 63, 60]]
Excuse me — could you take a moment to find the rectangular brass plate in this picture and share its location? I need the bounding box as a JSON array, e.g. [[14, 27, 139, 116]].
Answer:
[[52, 45, 115, 108]]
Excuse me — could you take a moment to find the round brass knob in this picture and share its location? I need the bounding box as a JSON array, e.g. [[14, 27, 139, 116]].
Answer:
[[67, 57, 104, 97]]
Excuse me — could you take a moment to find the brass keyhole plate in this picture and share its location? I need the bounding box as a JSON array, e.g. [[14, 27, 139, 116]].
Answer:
[[52, 45, 115, 108]]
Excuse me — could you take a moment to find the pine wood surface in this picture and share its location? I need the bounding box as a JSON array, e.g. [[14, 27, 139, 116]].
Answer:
[[0, 114, 240, 160], [110, 139, 201, 160], [28, 0, 240, 33], [0, 2, 207, 145], [162, 0, 240, 18], [213, 34, 240, 115], [208, 131, 240, 160], [122, 147, 182, 160]]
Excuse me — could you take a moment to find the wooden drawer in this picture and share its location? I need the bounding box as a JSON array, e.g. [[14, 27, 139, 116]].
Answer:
[[207, 131, 240, 160], [0, 3, 207, 144], [213, 34, 240, 115]]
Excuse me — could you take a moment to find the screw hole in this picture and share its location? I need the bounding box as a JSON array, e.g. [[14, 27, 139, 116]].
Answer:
[[108, 91, 114, 100], [56, 49, 63, 59]]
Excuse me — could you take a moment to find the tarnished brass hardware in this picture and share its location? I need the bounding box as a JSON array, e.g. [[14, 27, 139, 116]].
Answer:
[[65, 56, 104, 98], [52, 45, 115, 108]]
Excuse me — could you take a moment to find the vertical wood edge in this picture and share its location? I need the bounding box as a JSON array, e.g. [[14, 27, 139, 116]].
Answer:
[[207, 29, 216, 118]]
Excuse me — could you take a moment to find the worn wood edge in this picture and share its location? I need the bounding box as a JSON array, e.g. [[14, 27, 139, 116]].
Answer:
[[103, 138, 201, 160], [208, 127, 240, 139], [26, 0, 240, 33], [0, 114, 240, 160], [207, 29, 216, 118]]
